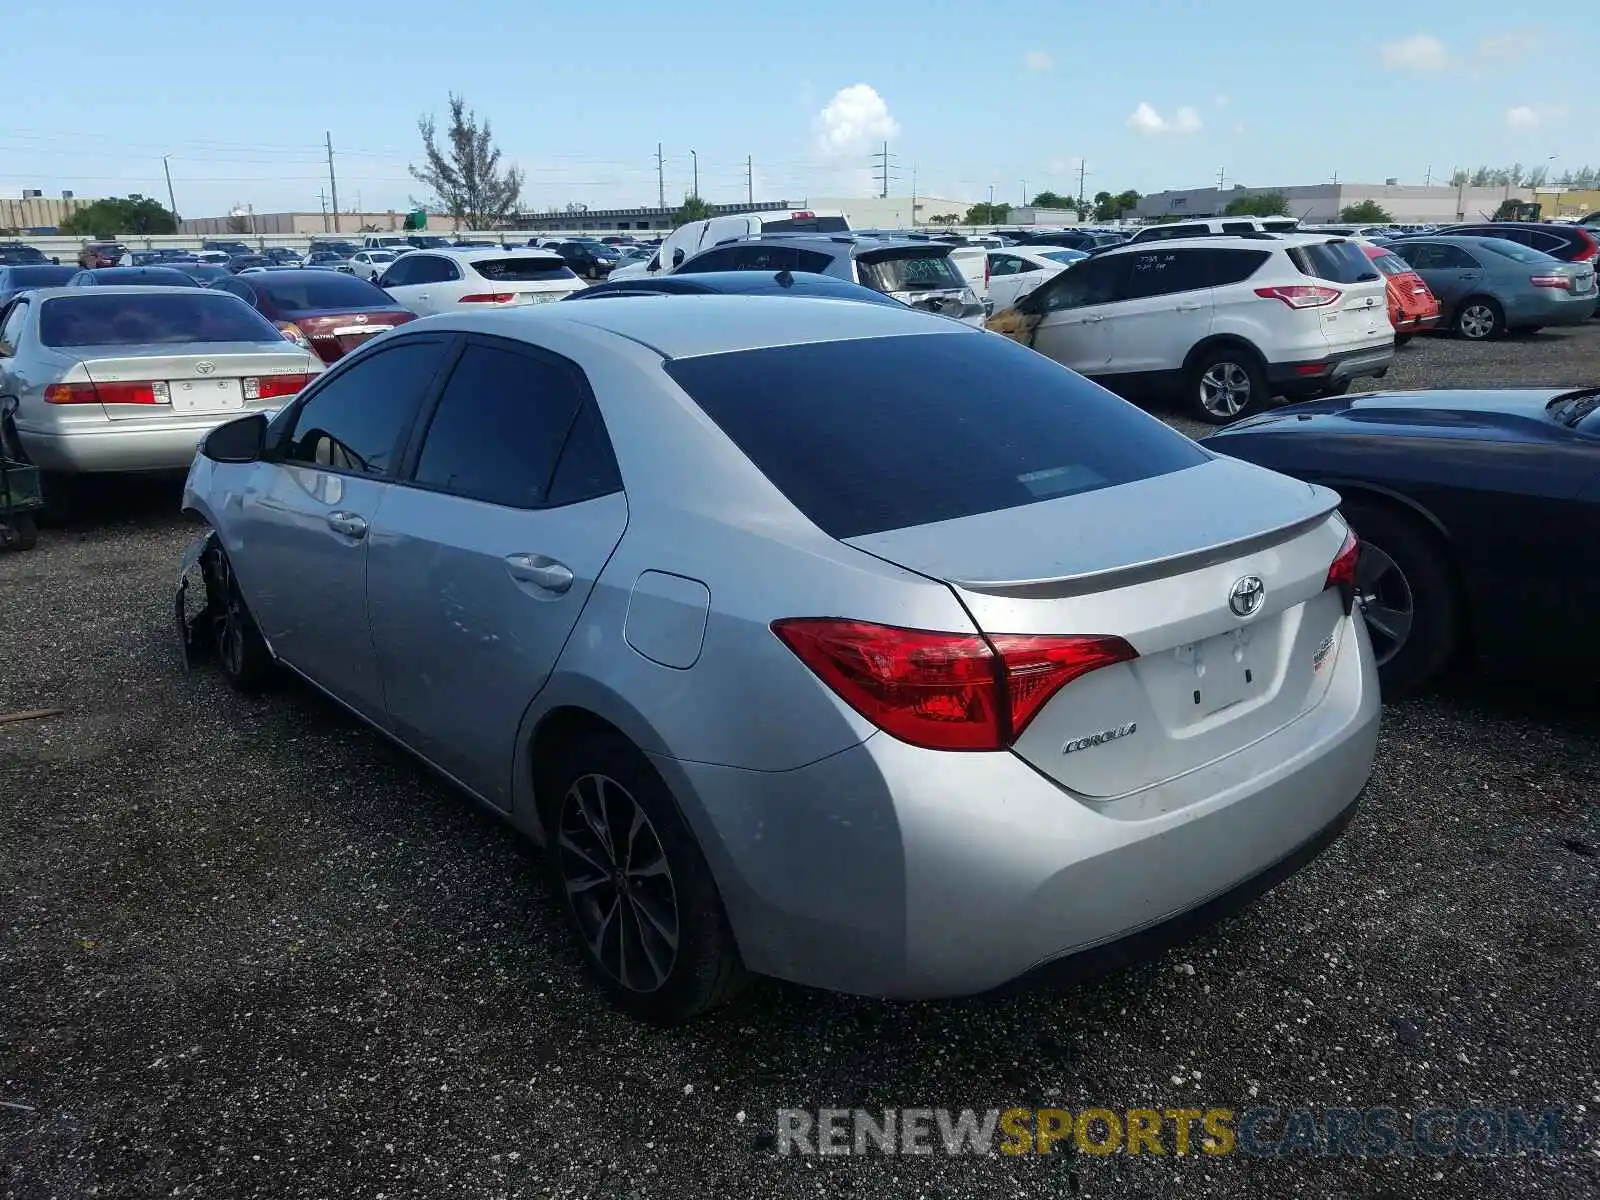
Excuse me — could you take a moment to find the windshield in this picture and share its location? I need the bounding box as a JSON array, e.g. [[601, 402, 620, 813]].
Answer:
[[472, 257, 578, 282], [5, 265, 76, 287], [368, 251, 397, 262], [1478, 238, 1557, 265], [1547, 388, 1600, 428], [0, 246, 48, 264], [664, 332, 1206, 539], [39, 292, 283, 346], [253, 273, 396, 311], [857, 251, 966, 293]]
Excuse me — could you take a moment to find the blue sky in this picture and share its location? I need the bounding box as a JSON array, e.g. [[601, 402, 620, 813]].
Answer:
[[2, 0, 1583, 219]]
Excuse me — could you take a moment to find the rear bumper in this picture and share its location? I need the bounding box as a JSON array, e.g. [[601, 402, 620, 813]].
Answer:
[[658, 611, 1381, 999], [1267, 344, 1394, 399], [15, 422, 217, 474], [1502, 290, 1598, 326], [1393, 311, 1441, 332]]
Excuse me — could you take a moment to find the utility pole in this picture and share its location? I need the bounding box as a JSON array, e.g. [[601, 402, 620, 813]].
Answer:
[[1076, 160, 1088, 212], [1021, 180, 1027, 207], [1216, 166, 1226, 193], [319, 189, 329, 233], [871, 142, 893, 198], [162, 155, 179, 225], [911, 162, 918, 227], [1424, 164, 1432, 187], [325, 132, 341, 233], [690, 149, 699, 199], [746, 156, 753, 206], [988, 184, 995, 208], [655, 143, 666, 210]]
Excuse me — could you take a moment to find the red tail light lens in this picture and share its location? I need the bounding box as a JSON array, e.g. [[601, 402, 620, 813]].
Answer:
[[1255, 285, 1341, 309], [770, 618, 1137, 752], [1530, 274, 1572, 290], [458, 292, 515, 304], [1572, 230, 1597, 262], [44, 381, 165, 405], [1325, 528, 1360, 615], [276, 320, 311, 348], [243, 373, 314, 401]]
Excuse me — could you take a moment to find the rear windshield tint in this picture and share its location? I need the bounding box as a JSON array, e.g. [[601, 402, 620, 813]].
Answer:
[[6, 266, 75, 287], [664, 332, 1208, 538], [471, 257, 578, 282], [762, 216, 849, 234], [39, 292, 282, 347], [1289, 240, 1379, 283], [252, 273, 395, 310], [856, 251, 965, 293]]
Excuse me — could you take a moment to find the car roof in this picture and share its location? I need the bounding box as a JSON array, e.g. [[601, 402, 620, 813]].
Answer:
[[415, 247, 563, 261], [579, 271, 904, 303], [24, 285, 243, 298], [421, 293, 971, 358]]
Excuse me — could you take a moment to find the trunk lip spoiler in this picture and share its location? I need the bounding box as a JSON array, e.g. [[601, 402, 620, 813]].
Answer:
[[931, 486, 1342, 600]]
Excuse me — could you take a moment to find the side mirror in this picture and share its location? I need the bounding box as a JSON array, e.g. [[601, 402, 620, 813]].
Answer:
[[50, 257, 60, 265], [671, 249, 685, 268], [199, 412, 268, 464]]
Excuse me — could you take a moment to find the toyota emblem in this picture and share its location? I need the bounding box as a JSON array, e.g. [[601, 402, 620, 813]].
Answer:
[[353, 313, 369, 324], [195, 361, 216, 375], [1228, 576, 1265, 618]]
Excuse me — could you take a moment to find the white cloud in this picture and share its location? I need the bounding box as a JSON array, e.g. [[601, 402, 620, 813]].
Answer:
[[1023, 50, 1053, 72], [1506, 104, 1567, 130], [1049, 156, 1084, 176], [1478, 29, 1538, 61], [1378, 34, 1449, 71], [1126, 103, 1202, 137], [814, 84, 900, 157]]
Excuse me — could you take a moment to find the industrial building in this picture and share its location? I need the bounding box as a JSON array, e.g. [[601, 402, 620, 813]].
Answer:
[[2, 191, 99, 233], [179, 210, 457, 236], [512, 195, 982, 233], [1136, 183, 1538, 226]]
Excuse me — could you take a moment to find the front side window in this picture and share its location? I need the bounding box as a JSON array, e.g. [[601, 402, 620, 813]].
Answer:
[[1118, 249, 1212, 300], [1038, 255, 1128, 310], [676, 247, 741, 274], [282, 339, 448, 476], [1, 301, 30, 349], [410, 341, 585, 508]]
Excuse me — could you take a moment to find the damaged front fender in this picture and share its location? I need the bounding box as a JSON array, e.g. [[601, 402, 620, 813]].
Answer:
[[984, 303, 1044, 346], [175, 529, 220, 670]]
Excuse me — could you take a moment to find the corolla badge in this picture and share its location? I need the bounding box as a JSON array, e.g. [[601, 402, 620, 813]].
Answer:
[[1063, 722, 1137, 755], [1228, 575, 1265, 618], [194, 361, 216, 375]]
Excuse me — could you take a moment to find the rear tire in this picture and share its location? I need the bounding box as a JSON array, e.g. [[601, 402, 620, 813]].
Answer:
[[543, 732, 747, 1025], [35, 472, 77, 528], [1, 514, 37, 550], [1338, 499, 1462, 696], [1454, 297, 1504, 340], [1394, 333, 1413, 346], [202, 543, 275, 693], [1187, 346, 1268, 425]]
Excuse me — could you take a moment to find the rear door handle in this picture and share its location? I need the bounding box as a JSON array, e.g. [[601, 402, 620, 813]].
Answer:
[[326, 511, 367, 538], [1081, 314, 1104, 323], [505, 553, 573, 594], [1175, 303, 1204, 311]]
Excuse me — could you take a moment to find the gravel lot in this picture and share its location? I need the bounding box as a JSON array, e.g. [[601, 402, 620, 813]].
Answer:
[[3, 324, 1599, 1199]]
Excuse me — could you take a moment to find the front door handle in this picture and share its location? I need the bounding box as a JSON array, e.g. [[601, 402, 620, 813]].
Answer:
[[505, 553, 573, 594], [326, 511, 367, 538], [1081, 314, 1104, 323], [1175, 302, 1204, 311]]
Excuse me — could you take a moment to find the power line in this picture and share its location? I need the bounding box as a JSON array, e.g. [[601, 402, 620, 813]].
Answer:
[[870, 141, 900, 199]]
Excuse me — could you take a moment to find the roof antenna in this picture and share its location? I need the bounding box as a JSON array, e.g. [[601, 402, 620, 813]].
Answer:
[[775, 269, 794, 287]]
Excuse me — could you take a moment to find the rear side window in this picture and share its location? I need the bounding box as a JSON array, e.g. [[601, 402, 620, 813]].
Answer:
[[253, 273, 393, 310], [1204, 248, 1271, 285], [411, 342, 584, 508], [38, 292, 281, 346], [471, 257, 577, 282], [856, 251, 965, 293], [1119, 249, 1212, 299], [1288, 241, 1379, 283], [1220, 221, 1256, 234], [665, 332, 1207, 539], [1478, 239, 1554, 265]]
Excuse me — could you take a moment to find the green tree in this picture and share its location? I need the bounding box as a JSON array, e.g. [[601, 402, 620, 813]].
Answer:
[[927, 212, 960, 226], [410, 93, 524, 230], [1223, 190, 1290, 217], [1339, 199, 1392, 222], [1029, 190, 1069, 208], [1092, 189, 1142, 221], [59, 197, 176, 237], [965, 201, 1011, 225], [673, 195, 712, 226]]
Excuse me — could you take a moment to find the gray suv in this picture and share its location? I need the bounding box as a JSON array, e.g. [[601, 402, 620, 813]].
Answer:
[[670, 234, 985, 325]]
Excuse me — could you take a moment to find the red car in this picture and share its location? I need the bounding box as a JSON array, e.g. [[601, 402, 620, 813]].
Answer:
[[1362, 242, 1440, 344], [76, 241, 128, 269], [209, 269, 415, 363]]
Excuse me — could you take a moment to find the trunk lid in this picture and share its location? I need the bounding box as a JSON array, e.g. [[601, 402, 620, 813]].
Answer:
[[82, 343, 318, 419], [845, 456, 1351, 799], [289, 308, 414, 362]]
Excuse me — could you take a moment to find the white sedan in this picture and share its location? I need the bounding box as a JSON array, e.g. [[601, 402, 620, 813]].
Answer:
[[347, 249, 399, 282], [376, 248, 587, 314], [985, 245, 1087, 314]]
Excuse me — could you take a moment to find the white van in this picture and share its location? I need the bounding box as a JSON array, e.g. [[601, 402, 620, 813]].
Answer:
[[610, 208, 850, 280]]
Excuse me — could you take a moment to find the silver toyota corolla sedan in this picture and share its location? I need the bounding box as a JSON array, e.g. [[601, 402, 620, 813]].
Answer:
[[176, 296, 1380, 1024], [0, 286, 322, 505]]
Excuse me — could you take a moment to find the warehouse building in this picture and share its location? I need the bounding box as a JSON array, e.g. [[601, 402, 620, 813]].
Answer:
[[1136, 182, 1537, 226]]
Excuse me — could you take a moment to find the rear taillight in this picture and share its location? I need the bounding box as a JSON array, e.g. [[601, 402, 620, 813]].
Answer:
[[243, 373, 313, 401], [458, 293, 515, 304], [1325, 528, 1360, 615], [44, 381, 166, 405], [770, 618, 1137, 752], [276, 321, 311, 348], [1254, 285, 1341, 309], [1530, 274, 1572, 290], [984, 256, 991, 286], [1572, 230, 1598, 262]]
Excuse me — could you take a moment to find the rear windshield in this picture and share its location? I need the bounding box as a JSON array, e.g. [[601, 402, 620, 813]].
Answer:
[[252, 273, 395, 310], [39, 292, 282, 347], [6, 265, 76, 287], [471, 257, 578, 282], [762, 216, 849, 234], [1370, 252, 1413, 277], [664, 332, 1207, 539], [1478, 238, 1555, 265], [1289, 240, 1379, 283], [89, 268, 201, 287], [0, 246, 48, 264], [1041, 249, 1086, 265], [856, 251, 965, 293]]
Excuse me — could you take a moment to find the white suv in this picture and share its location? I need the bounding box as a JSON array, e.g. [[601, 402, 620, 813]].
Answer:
[[990, 234, 1394, 423]]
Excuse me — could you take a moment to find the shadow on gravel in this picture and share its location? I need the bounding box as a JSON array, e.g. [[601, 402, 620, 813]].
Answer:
[[40, 473, 194, 541]]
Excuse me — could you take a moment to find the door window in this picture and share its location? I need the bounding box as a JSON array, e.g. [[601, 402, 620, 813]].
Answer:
[[675, 246, 742, 273], [1, 300, 30, 349], [282, 339, 450, 476], [547, 399, 624, 506], [409, 341, 588, 508], [405, 255, 458, 285], [1117, 249, 1213, 300], [988, 254, 1026, 277], [377, 255, 415, 287], [1037, 255, 1129, 310], [729, 245, 804, 272]]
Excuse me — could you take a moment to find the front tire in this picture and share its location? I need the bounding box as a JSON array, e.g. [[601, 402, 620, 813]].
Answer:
[[1454, 297, 1504, 341], [1339, 500, 1461, 695], [1188, 347, 1268, 425], [203, 543, 275, 693], [544, 732, 746, 1024]]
